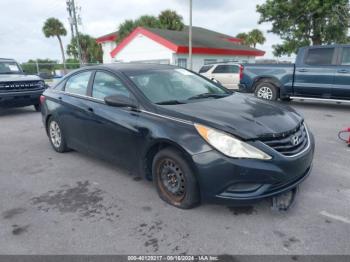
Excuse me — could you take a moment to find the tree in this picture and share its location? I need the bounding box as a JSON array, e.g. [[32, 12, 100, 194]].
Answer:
[[42, 18, 67, 71], [117, 10, 185, 43], [118, 20, 137, 43], [248, 29, 266, 48], [136, 15, 160, 28], [158, 9, 184, 30], [257, 0, 350, 56], [66, 34, 102, 64], [65, 58, 80, 70], [236, 30, 266, 47], [21, 59, 58, 75], [236, 33, 249, 45], [117, 15, 160, 43]]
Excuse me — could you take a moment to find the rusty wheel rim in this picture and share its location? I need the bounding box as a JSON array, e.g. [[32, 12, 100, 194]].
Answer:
[[157, 158, 186, 203]]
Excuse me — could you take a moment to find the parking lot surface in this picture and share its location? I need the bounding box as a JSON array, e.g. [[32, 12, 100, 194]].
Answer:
[[0, 99, 349, 255]]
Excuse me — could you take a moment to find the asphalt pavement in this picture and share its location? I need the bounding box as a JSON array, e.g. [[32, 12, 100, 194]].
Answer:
[[0, 99, 349, 255]]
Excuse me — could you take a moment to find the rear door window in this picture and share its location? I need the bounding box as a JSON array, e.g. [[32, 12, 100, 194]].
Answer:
[[304, 48, 335, 65], [213, 65, 239, 73], [65, 71, 92, 96]]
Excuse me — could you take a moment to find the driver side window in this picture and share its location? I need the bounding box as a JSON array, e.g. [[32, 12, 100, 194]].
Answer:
[[92, 71, 130, 100]]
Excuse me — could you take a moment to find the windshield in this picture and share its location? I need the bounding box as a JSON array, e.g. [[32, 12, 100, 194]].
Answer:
[[126, 68, 230, 104], [0, 61, 22, 74]]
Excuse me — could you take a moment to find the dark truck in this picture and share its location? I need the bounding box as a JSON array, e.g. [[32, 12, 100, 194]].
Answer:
[[0, 58, 46, 111], [239, 44, 350, 101]]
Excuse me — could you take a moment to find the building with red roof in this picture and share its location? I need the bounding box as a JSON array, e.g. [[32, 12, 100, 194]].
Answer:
[[96, 26, 265, 71]]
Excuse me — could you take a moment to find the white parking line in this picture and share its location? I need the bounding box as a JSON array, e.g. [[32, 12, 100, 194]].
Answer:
[[320, 211, 350, 224]]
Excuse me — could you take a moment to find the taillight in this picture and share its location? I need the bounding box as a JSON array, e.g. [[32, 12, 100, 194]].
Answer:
[[239, 65, 244, 80], [40, 95, 46, 104]]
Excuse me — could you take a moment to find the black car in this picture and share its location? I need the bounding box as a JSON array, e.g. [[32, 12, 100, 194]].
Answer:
[[41, 64, 315, 209]]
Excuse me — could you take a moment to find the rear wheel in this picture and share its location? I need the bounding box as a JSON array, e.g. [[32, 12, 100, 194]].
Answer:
[[254, 82, 278, 101], [47, 117, 69, 153], [152, 148, 200, 209]]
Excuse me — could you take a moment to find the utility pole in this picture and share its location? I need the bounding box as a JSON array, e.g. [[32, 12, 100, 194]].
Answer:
[[67, 0, 83, 66], [188, 0, 193, 70], [35, 59, 40, 75], [66, 0, 75, 39]]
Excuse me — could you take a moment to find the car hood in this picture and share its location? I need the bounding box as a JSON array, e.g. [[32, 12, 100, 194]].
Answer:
[[156, 93, 303, 140], [0, 74, 41, 82]]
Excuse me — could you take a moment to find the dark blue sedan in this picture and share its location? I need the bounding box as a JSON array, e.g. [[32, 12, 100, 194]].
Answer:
[[41, 64, 314, 209]]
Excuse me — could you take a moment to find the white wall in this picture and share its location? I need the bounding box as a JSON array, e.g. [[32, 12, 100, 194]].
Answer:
[[101, 41, 117, 64], [113, 33, 174, 63], [174, 54, 256, 72], [107, 33, 257, 70]]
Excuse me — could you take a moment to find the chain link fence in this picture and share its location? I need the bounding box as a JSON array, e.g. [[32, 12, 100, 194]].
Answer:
[[20, 62, 100, 82]]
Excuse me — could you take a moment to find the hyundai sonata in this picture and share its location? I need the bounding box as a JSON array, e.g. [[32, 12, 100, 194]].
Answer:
[[41, 64, 314, 209]]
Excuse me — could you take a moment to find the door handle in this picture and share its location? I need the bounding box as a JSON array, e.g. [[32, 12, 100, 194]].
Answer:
[[58, 96, 62, 100], [87, 107, 94, 113], [297, 68, 308, 72], [337, 69, 349, 73]]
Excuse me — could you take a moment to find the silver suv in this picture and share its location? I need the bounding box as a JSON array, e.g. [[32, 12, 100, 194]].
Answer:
[[199, 63, 241, 90]]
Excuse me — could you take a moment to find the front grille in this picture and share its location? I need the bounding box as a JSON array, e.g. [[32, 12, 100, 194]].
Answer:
[[0, 81, 43, 92], [260, 124, 308, 156]]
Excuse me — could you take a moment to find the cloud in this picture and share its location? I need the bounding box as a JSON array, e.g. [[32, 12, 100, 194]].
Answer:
[[0, 0, 291, 63]]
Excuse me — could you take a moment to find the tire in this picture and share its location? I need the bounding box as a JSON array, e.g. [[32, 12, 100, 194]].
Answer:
[[34, 104, 41, 112], [47, 117, 69, 153], [254, 82, 278, 101], [152, 148, 200, 209]]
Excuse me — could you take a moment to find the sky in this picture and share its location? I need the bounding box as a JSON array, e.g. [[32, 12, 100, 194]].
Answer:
[[0, 0, 293, 63]]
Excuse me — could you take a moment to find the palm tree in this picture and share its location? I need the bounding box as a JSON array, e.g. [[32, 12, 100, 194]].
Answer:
[[236, 33, 249, 45], [158, 9, 184, 30], [67, 34, 103, 64], [248, 29, 266, 48], [43, 18, 67, 71]]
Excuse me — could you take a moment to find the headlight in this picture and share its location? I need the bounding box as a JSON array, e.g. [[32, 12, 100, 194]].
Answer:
[[194, 124, 272, 160]]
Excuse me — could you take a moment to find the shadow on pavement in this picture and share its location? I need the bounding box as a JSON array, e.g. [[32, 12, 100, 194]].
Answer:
[[0, 107, 38, 117]]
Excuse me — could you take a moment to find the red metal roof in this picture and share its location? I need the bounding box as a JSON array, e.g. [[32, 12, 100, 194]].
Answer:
[[96, 31, 118, 44]]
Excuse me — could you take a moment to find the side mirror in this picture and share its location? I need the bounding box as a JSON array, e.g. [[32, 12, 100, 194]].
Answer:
[[104, 95, 138, 109]]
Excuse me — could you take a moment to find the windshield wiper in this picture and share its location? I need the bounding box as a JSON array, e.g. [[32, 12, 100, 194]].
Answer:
[[187, 93, 229, 100], [156, 100, 186, 105]]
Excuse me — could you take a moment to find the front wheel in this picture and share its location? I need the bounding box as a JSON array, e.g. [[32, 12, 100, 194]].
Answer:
[[254, 82, 278, 101], [152, 148, 200, 209]]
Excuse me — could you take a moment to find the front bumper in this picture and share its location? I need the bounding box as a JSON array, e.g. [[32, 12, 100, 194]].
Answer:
[[192, 131, 315, 205], [0, 89, 44, 107]]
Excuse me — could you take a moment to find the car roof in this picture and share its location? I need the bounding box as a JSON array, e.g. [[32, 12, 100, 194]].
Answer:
[[0, 58, 16, 62], [200, 63, 240, 67], [86, 63, 178, 73]]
